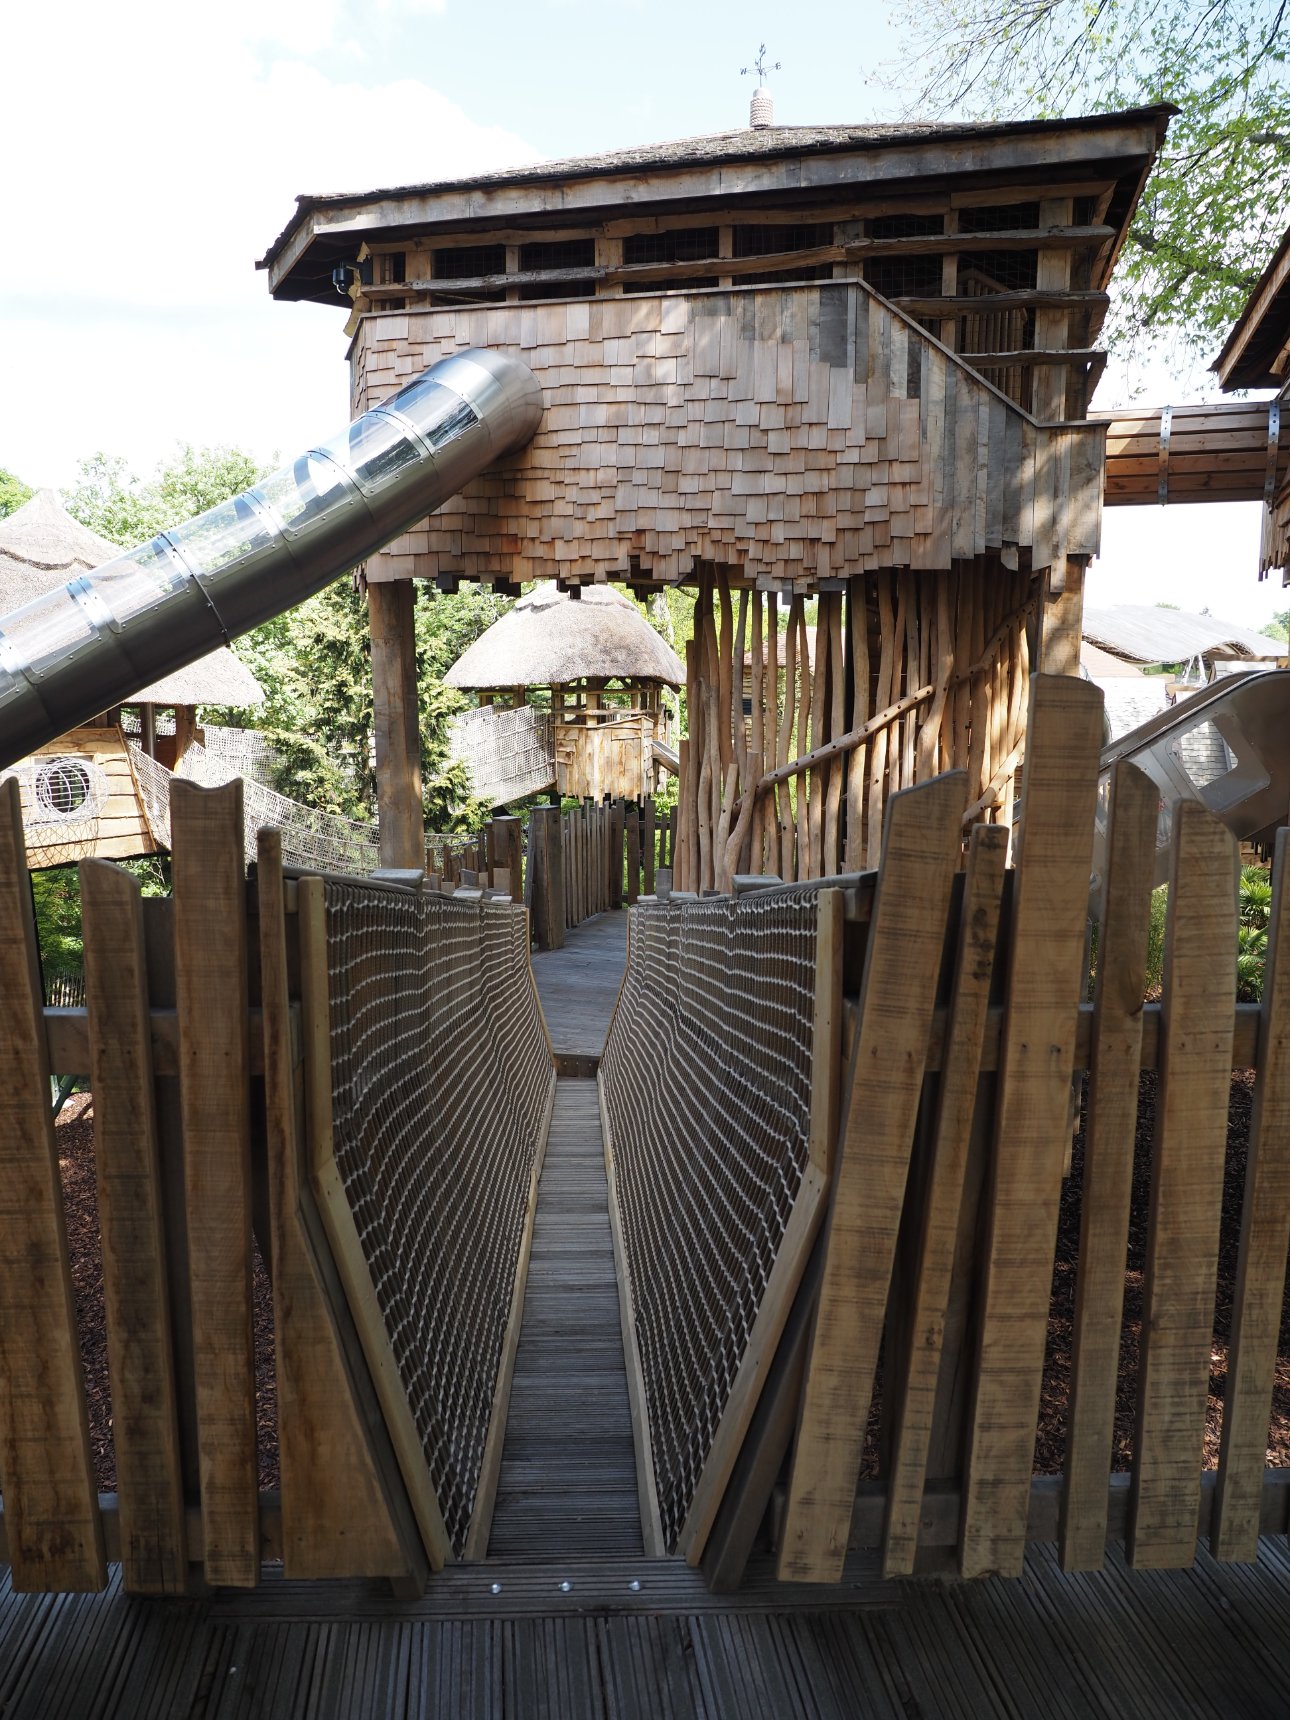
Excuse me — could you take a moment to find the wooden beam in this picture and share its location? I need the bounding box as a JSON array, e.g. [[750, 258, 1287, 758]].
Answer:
[[755, 684, 936, 795], [893, 288, 1109, 316], [369, 579, 424, 870]]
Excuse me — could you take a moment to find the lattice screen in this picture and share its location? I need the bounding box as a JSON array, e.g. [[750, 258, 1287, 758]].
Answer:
[[321, 881, 553, 1554], [600, 890, 822, 1550]]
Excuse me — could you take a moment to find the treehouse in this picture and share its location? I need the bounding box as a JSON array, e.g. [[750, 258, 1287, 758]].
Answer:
[[444, 582, 683, 804], [261, 99, 1172, 876], [0, 489, 264, 866]]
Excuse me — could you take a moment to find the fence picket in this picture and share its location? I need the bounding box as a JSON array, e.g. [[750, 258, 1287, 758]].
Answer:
[[882, 822, 1008, 1577], [81, 857, 188, 1594], [0, 780, 104, 1592], [960, 674, 1104, 1579], [1214, 828, 1290, 1560], [1060, 761, 1158, 1571], [779, 771, 967, 1583], [171, 777, 259, 1587], [1129, 801, 1239, 1566]]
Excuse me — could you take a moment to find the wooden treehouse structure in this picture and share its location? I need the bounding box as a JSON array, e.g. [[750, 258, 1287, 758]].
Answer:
[[444, 582, 683, 804], [261, 101, 1175, 871], [0, 490, 265, 868]]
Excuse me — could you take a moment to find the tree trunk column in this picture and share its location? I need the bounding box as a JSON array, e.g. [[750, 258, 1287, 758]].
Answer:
[[368, 577, 424, 869]]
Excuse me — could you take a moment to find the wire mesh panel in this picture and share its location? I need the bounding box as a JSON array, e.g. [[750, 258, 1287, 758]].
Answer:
[[600, 891, 822, 1551], [321, 881, 553, 1555], [448, 704, 556, 806]]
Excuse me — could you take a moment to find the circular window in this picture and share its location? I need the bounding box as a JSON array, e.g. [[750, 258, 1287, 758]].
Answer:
[[34, 757, 106, 823]]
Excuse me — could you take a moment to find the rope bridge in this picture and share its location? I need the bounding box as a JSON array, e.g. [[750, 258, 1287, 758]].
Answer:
[[315, 878, 554, 1557], [599, 887, 839, 1556]]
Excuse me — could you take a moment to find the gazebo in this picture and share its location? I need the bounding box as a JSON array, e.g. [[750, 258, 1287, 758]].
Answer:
[[0, 490, 264, 864], [445, 583, 683, 804]]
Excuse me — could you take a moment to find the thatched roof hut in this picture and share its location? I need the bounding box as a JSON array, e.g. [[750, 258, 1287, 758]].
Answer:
[[444, 584, 683, 692], [0, 490, 264, 710]]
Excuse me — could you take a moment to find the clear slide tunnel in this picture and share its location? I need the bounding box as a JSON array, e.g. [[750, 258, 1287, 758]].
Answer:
[[0, 349, 542, 769]]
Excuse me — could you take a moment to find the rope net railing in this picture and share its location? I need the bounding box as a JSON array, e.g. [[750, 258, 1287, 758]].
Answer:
[[448, 703, 556, 805], [130, 740, 381, 873], [599, 889, 824, 1552], [321, 880, 553, 1555]]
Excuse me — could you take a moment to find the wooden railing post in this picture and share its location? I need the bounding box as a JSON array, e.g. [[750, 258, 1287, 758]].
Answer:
[[529, 807, 565, 951]]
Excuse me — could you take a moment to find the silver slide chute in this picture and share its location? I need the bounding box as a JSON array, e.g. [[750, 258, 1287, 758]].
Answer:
[[0, 349, 541, 769]]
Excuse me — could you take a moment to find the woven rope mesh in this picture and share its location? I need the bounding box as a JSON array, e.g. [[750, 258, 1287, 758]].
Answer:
[[130, 740, 381, 872], [448, 704, 556, 805], [322, 881, 552, 1554], [600, 891, 820, 1550]]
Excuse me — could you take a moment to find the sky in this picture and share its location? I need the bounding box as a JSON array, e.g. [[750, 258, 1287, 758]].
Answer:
[[0, 0, 1279, 628]]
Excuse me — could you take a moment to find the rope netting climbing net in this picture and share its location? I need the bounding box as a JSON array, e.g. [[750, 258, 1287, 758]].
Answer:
[[599, 890, 822, 1550], [320, 880, 553, 1554], [448, 703, 556, 806]]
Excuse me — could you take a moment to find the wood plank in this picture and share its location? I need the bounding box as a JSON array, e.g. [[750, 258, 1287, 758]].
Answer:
[[297, 876, 452, 1572], [778, 773, 967, 1583], [169, 778, 259, 1588], [1214, 827, 1290, 1561], [255, 830, 408, 1582], [1129, 801, 1238, 1568], [1059, 762, 1158, 1572], [678, 889, 846, 1565], [959, 674, 1104, 1579], [881, 823, 1009, 1577], [80, 858, 187, 1595], [0, 779, 104, 1593], [368, 580, 425, 869]]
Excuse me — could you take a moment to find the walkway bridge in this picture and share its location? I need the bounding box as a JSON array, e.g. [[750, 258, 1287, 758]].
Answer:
[[4, 674, 1290, 1715]]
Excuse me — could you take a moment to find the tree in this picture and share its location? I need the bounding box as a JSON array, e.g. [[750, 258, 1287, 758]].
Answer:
[[65, 445, 265, 545], [0, 467, 32, 518], [1261, 609, 1289, 641], [890, 0, 1290, 361]]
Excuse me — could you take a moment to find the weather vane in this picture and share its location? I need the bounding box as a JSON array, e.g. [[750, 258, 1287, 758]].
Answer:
[[741, 45, 781, 83]]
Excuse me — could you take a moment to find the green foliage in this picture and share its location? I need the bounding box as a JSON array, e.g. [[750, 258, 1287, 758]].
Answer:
[[889, 0, 1290, 361], [30, 867, 82, 975], [0, 467, 33, 519], [1261, 610, 1289, 643], [65, 446, 268, 546], [1237, 860, 1273, 1000]]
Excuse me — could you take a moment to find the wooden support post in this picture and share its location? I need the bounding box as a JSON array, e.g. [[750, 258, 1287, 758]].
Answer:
[[1060, 762, 1158, 1571], [0, 780, 105, 1593], [170, 777, 259, 1588], [492, 816, 524, 900], [529, 807, 565, 951], [256, 831, 412, 1583], [369, 578, 424, 869], [1214, 827, 1290, 1560], [1129, 802, 1238, 1568], [626, 804, 641, 905], [643, 798, 656, 896], [779, 774, 967, 1583], [611, 800, 626, 909], [81, 857, 188, 1595]]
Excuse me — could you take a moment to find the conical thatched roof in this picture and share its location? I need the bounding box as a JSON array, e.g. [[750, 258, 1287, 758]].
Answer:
[[0, 490, 264, 709], [445, 583, 684, 690]]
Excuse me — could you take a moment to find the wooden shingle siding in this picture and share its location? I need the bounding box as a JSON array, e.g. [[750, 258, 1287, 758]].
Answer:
[[353, 282, 1104, 594]]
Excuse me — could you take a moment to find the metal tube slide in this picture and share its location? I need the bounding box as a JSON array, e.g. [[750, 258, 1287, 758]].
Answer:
[[0, 349, 542, 769]]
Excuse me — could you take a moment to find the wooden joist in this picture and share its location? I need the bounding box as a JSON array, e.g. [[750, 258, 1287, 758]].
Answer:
[[1098, 399, 1288, 506]]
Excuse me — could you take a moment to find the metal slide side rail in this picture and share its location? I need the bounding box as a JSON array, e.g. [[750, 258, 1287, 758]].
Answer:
[[0, 350, 541, 769]]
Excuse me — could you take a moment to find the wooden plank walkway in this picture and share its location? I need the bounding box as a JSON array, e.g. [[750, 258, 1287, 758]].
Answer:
[[488, 1078, 643, 1561], [532, 912, 628, 1073], [9, 1537, 1290, 1717]]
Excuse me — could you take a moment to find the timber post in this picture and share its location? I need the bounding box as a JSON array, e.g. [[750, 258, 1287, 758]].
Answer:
[[368, 574, 424, 868]]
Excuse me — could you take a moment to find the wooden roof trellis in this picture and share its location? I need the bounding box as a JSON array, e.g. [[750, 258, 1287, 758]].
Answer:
[[359, 278, 1105, 594]]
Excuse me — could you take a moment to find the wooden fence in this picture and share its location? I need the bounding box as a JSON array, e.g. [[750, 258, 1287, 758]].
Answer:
[[694, 672, 1290, 1587], [528, 797, 678, 950], [0, 774, 548, 1597]]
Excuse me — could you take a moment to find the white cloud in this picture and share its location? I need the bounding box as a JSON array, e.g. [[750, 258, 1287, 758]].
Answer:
[[0, 3, 535, 488]]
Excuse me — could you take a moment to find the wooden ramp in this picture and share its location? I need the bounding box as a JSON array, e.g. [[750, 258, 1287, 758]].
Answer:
[[488, 1079, 643, 1560]]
